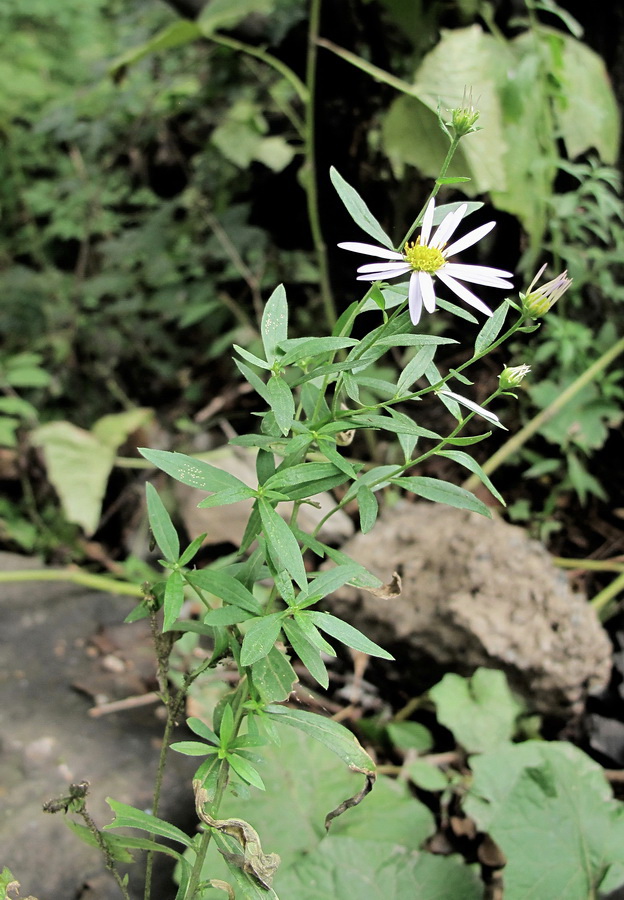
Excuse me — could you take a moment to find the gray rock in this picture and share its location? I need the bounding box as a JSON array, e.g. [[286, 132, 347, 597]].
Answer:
[[328, 504, 611, 715]]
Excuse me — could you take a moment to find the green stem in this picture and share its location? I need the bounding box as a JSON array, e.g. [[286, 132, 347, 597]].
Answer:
[[592, 571, 624, 618], [210, 33, 308, 104], [0, 568, 143, 596], [462, 334, 624, 491], [399, 135, 462, 247], [304, 0, 336, 329]]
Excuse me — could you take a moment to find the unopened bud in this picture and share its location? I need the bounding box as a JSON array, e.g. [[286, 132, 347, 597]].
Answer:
[[522, 265, 572, 318], [449, 89, 481, 137], [499, 364, 530, 390]]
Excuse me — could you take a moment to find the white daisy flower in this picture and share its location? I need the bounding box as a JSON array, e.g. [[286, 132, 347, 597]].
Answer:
[[338, 199, 513, 325]]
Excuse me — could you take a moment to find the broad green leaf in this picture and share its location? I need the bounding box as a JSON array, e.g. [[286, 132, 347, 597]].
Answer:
[[405, 760, 449, 792], [240, 613, 283, 667], [386, 722, 434, 754], [251, 646, 297, 704], [145, 482, 179, 561], [437, 449, 505, 506], [186, 569, 262, 616], [465, 742, 624, 899], [282, 618, 329, 688], [104, 799, 192, 847], [32, 421, 115, 535], [258, 498, 307, 590], [429, 668, 523, 753], [278, 838, 482, 899], [474, 300, 509, 356], [139, 448, 247, 493], [92, 407, 153, 450], [261, 283, 288, 362], [307, 612, 394, 660], [330, 167, 394, 249], [163, 569, 185, 631], [267, 374, 294, 436], [266, 706, 375, 771], [109, 19, 200, 74], [198, 0, 275, 37], [391, 475, 492, 517]]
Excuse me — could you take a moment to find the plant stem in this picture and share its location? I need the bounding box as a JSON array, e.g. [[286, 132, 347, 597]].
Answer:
[[304, 0, 336, 329], [592, 571, 624, 618], [0, 568, 143, 596], [462, 334, 624, 491]]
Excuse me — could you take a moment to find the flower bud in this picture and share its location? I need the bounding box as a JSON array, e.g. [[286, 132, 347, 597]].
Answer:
[[499, 364, 530, 390], [449, 89, 481, 137], [522, 265, 572, 318]]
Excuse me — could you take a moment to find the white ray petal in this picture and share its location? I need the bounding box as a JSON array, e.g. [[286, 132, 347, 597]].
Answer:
[[439, 390, 504, 428], [419, 271, 437, 313], [431, 204, 467, 249], [441, 263, 513, 287], [356, 261, 412, 274], [338, 241, 402, 260], [444, 221, 495, 257], [408, 272, 423, 325], [435, 271, 493, 316], [420, 199, 435, 245]]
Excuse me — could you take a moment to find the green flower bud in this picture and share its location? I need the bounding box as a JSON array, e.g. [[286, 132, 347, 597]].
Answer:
[[521, 265, 572, 318], [449, 89, 481, 137], [499, 364, 531, 390]]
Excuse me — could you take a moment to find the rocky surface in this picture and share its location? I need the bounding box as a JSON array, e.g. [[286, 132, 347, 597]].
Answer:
[[0, 553, 195, 900], [328, 503, 612, 715]]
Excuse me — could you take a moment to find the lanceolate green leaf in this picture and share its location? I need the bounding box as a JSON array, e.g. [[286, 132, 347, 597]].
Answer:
[[163, 569, 185, 631], [330, 167, 394, 249], [139, 448, 247, 493], [474, 299, 510, 356], [240, 613, 283, 667], [261, 283, 289, 362], [436, 449, 505, 505], [307, 612, 394, 660], [282, 618, 328, 688], [392, 476, 492, 517], [266, 706, 375, 771], [187, 569, 263, 615], [267, 374, 295, 436], [197, 485, 257, 508], [104, 799, 193, 847], [145, 481, 179, 561], [258, 498, 307, 590], [251, 646, 297, 704]]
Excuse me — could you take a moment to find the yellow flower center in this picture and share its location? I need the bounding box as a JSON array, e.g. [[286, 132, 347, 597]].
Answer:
[[404, 239, 445, 273]]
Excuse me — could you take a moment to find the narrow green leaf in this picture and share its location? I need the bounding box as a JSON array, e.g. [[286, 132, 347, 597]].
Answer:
[[343, 465, 402, 502], [308, 612, 394, 659], [197, 485, 257, 508], [187, 717, 219, 745], [443, 432, 492, 446], [375, 334, 457, 347], [251, 646, 297, 704], [267, 374, 294, 436], [227, 753, 266, 790], [396, 345, 437, 395], [261, 283, 288, 362], [258, 498, 307, 590], [317, 438, 359, 479], [266, 705, 375, 770], [353, 413, 440, 439], [240, 613, 283, 667], [299, 564, 363, 605], [219, 703, 235, 748], [357, 484, 378, 534], [186, 570, 263, 616], [203, 606, 253, 626], [170, 741, 218, 756], [163, 569, 185, 631], [437, 449, 505, 506], [330, 166, 394, 249], [282, 618, 328, 688], [234, 359, 271, 405], [233, 344, 271, 369], [391, 476, 492, 517], [104, 799, 193, 847], [278, 336, 358, 367], [145, 482, 179, 561], [139, 448, 247, 493], [474, 300, 510, 356], [293, 612, 336, 656], [178, 532, 207, 567]]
